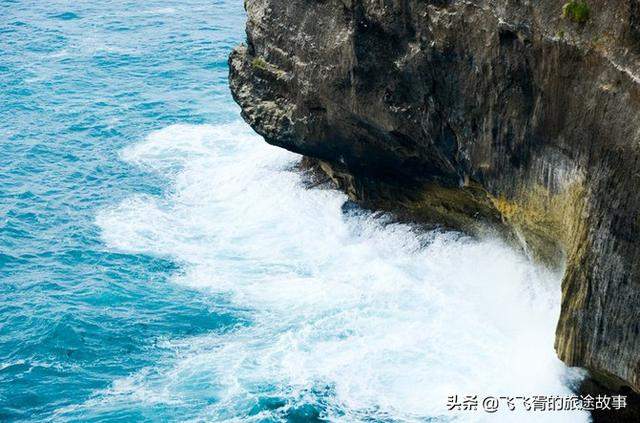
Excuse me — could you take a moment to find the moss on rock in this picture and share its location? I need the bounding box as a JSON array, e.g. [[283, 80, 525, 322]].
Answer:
[[563, 1, 591, 24]]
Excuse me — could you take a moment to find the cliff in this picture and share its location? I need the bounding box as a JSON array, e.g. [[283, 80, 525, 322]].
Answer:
[[229, 0, 640, 394]]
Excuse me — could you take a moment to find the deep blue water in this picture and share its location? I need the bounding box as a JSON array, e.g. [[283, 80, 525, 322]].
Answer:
[[1, 1, 246, 420], [1, 1, 588, 422]]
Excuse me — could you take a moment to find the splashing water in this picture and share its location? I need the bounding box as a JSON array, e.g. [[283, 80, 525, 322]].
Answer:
[[91, 123, 587, 422]]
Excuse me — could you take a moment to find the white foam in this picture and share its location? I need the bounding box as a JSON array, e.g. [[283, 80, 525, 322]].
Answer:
[[142, 7, 177, 15], [94, 123, 589, 422]]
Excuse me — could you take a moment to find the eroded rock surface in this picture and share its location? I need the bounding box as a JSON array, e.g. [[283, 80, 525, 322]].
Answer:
[[229, 0, 640, 392]]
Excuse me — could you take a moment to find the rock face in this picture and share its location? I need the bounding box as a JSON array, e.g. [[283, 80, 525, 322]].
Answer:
[[229, 0, 640, 392]]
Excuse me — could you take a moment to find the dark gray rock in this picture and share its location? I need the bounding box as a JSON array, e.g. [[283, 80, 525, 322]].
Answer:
[[230, 0, 640, 393]]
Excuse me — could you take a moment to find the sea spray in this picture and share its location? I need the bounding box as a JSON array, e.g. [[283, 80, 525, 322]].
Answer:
[[92, 123, 589, 422]]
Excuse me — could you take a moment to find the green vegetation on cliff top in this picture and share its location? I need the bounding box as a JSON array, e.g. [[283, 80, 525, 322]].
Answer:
[[563, 1, 591, 24]]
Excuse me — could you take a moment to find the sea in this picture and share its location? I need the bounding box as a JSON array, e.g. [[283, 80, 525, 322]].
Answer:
[[0, 1, 590, 421]]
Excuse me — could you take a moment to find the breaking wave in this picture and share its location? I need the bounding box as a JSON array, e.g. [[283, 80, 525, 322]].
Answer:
[[92, 123, 588, 422]]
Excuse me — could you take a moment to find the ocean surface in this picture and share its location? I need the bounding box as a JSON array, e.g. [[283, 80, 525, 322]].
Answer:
[[0, 1, 590, 422]]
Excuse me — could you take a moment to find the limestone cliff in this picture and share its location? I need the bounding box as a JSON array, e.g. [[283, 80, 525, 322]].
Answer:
[[229, 0, 640, 393]]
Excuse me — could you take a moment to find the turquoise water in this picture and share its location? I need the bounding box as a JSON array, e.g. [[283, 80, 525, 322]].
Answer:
[[1, 1, 589, 422]]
